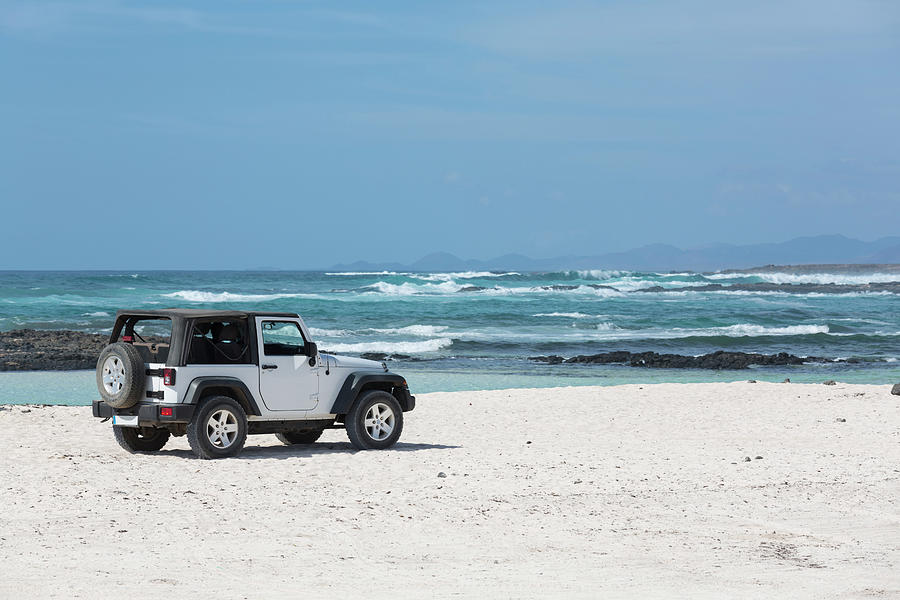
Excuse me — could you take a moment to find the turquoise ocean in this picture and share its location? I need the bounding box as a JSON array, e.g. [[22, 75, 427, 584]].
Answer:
[[1, 269, 898, 404]]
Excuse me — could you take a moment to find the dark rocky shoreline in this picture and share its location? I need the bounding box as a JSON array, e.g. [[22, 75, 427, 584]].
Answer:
[[528, 350, 839, 370], [0, 329, 112, 371]]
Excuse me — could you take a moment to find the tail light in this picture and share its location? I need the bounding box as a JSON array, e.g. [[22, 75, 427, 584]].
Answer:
[[160, 407, 173, 417], [163, 368, 176, 386]]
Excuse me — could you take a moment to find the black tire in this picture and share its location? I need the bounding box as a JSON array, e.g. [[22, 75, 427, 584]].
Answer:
[[276, 429, 325, 445], [187, 396, 248, 459], [113, 426, 170, 453], [345, 390, 403, 450], [96, 342, 145, 409]]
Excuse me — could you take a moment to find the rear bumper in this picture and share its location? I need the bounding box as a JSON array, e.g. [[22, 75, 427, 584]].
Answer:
[[92, 400, 195, 425]]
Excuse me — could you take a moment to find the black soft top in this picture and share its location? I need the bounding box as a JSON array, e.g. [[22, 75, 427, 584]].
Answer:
[[110, 309, 302, 366], [115, 309, 299, 320]]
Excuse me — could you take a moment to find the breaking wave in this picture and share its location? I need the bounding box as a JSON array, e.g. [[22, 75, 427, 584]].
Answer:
[[371, 325, 449, 336], [415, 271, 520, 282], [579, 323, 832, 341], [308, 327, 352, 337], [479, 285, 624, 297], [708, 272, 900, 285], [558, 270, 624, 280], [684, 324, 830, 337], [362, 281, 464, 295], [320, 338, 452, 354], [325, 271, 409, 276], [163, 290, 316, 302]]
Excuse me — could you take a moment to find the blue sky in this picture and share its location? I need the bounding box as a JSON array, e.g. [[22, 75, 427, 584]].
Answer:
[[1, 1, 898, 269]]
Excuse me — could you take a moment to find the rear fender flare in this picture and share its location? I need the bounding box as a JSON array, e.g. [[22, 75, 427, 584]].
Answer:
[[184, 377, 262, 416]]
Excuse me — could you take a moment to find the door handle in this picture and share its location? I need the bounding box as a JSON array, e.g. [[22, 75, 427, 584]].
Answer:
[[262, 364, 278, 370]]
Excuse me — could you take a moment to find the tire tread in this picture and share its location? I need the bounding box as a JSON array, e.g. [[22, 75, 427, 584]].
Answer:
[[345, 390, 403, 450], [113, 426, 170, 453], [187, 396, 248, 459], [96, 342, 145, 409]]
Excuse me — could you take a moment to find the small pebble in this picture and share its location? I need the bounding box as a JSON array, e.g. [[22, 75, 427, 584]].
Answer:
[[526, 440, 532, 445], [747, 380, 757, 384], [574, 479, 582, 484], [782, 378, 791, 384], [823, 380, 836, 386], [743, 456, 752, 462], [437, 472, 447, 478], [754, 456, 763, 460], [836, 417, 846, 423]]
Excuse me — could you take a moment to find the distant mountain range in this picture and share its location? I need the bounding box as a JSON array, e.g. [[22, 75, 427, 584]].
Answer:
[[328, 235, 900, 272]]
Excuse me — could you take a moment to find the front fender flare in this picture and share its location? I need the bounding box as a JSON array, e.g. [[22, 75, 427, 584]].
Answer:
[[330, 372, 414, 414]]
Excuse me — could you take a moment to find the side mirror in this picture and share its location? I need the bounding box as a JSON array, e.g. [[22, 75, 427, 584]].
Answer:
[[305, 342, 318, 366]]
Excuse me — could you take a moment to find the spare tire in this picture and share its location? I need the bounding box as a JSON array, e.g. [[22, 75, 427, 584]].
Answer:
[[96, 342, 145, 408]]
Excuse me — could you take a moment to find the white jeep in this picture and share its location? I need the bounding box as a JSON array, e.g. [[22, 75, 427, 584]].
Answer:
[[92, 309, 415, 459]]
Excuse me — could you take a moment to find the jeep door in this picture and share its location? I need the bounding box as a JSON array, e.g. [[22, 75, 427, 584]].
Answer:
[[255, 318, 319, 411]]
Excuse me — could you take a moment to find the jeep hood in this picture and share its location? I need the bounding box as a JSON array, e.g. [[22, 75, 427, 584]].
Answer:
[[320, 353, 386, 371]]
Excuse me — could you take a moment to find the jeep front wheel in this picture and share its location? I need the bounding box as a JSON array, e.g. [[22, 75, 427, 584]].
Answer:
[[345, 390, 403, 450], [113, 426, 170, 453], [187, 396, 248, 459]]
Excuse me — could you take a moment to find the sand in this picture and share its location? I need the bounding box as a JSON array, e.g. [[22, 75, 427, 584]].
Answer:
[[0, 382, 898, 599]]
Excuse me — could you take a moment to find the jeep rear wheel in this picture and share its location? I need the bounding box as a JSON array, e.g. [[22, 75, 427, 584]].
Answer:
[[276, 429, 325, 445], [113, 426, 170, 453], [96, 342, 145, 409], [187, 396, 248, 459], [345, 390, 403, 450]]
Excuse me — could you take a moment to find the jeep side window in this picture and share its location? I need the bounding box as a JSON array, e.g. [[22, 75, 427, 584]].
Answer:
[[261, 321, 306, 356], [187, 320, 249, 364]]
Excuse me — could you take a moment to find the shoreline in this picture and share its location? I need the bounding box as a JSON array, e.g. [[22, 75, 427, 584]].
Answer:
[[0, 328, 885, 372], [1, 382, 898, 598]]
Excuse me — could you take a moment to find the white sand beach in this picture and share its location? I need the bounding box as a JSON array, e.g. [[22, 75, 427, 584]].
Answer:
[[1, 382, 898, 599]]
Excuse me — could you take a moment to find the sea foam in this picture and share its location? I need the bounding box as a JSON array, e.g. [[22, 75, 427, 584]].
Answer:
[[325, 271, 409, 276], [321, 338, 452, 354], [707, 272, 900, 285], [163, 290, 316, 302], [416, 271, 520, 282], [363, 281, 464, 295]]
